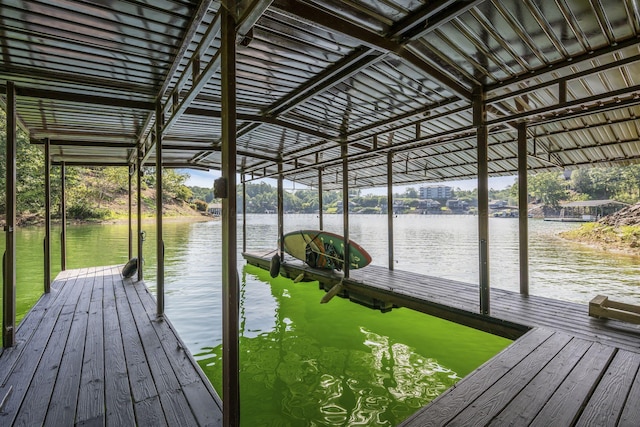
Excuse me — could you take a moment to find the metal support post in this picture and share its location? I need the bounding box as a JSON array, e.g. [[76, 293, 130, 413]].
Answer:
[[341, 141, 350, 278], [474, 86, 490, 315], [4, 81, 17, 347], [61, 161, 67, 271], [137, 146, 144, 282], [518, 122, 529, 295], [44, 138, 51, 293], [128, 166, 133, 260], [242, 173, 247, 253], [387, 151, 394, 270], [277, 162, 284, 258], [221, 7, 240, 426], [318, 168, 323, 230], [155, 101, 164, 318]]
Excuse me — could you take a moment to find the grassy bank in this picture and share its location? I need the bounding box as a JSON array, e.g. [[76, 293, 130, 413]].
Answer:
[[560, 222, 640, 256]]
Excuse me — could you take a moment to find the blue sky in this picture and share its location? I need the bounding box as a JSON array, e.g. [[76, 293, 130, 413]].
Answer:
[[183, 168, 517, 194]]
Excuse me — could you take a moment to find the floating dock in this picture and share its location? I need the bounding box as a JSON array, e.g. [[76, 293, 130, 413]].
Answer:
[[0, 266, 222, 426], [244, 251, 640, 425]]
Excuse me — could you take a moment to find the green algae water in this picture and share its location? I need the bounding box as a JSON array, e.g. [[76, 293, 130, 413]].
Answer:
[[3, 214, 640, 425], [197, 265, 510, 425]]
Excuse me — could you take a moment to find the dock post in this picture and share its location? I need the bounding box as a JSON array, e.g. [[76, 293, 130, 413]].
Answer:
[[278, 162, 284, 259], [60, 161, 67, 271], [44, 137, 51, 293], [155, 100, 164, 318], [318, 168, 323, 230], [137, 146, 144, 282], [221, 7, 240, 426], [387, 151, 394, 270], [128, 165, 133, 260], [242, 172, 246, 253], [474, 86, 490, 315], [341, 140, 350, 278], [518, 122, 529, 295], [4, 81, 16, 347]]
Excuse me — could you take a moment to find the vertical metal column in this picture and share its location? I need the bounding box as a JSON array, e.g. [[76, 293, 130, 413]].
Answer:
[[318, 168, 323, 230], [387, 151, 394, 270], [220, 7, 240, 426], [60, 161, 67, 271], [242, 173, 247, 253], [44, 138, 51, 293], [137, 146, 144, 282], [341, 141, 350, 278], [128, 166, 133, 260], [155, 102, 164, 318], [3, 81, 17, 348], [474, 86, 490, 315], [277, 162, 284, 258], [518, 122, 529, 295]]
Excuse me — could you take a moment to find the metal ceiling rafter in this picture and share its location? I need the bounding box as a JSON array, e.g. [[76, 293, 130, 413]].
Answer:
[[243, 99, 470, 174], [488, 53, 640, 105], [245, 125, 518, 179], [488, 84, 640, 127], [3, 86, 155, 111], [486, 36, 640, 96], [132, 0, 215, 166], [282, 104, 473, 160], [272, 0, 471, 100], [234, 0, 474, 146], [183, 107, 337, 140]]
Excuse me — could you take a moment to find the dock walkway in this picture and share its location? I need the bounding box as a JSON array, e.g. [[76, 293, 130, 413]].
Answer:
[[0, 265, 222, 426], [244, 251, 640, 426]]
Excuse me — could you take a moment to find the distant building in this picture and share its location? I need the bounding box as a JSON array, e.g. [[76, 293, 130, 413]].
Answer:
[[420, 185, 452, 200], [207, 203, 222, 216], [446, 199, 468, 211]]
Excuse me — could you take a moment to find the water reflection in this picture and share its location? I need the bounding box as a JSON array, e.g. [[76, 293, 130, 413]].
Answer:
[[197, 266, 480, 426]]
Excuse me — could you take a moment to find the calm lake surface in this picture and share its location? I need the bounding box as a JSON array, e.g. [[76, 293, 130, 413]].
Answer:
[[3, 214, 640, 425]]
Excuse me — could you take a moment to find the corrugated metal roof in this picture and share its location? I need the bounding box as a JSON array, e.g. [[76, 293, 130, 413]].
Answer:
[[1, 0, 639, 190]]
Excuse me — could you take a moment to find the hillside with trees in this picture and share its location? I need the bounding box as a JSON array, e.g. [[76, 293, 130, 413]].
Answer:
[[3, 107, 640, 222], [0, 108, 201, 224]]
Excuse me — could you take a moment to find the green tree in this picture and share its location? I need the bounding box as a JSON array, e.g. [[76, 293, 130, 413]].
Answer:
[[528, 172, 567, 207]]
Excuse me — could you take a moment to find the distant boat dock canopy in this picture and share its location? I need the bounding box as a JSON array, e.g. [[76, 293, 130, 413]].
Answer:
[[546, 199, 629, 222]]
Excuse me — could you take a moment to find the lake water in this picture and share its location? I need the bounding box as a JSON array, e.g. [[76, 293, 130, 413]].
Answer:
[[3, 214, 640, 425]]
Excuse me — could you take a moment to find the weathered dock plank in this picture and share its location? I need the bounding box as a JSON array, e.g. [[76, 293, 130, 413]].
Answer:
[[0, 265, 222, 426], [529, 342, 617, 427], [398, 328, 555, 427], [103, 267, 136, 427], [575, 350, 640, 427]]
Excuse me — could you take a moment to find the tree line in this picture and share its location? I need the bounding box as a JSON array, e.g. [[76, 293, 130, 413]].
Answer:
[[3, 107, 640, 220]]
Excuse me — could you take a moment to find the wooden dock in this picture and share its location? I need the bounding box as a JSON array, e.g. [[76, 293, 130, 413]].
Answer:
[[0, 265, 222, 426], [244, 251, 640, 426]]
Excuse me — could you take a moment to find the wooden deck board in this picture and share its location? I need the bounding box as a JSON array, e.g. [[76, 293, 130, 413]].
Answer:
[[244, 251, 640, 426], [0, 265, 222, 426]]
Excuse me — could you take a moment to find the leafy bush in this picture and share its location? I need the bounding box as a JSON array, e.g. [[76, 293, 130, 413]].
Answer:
[[193, 199, 208, 212]]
